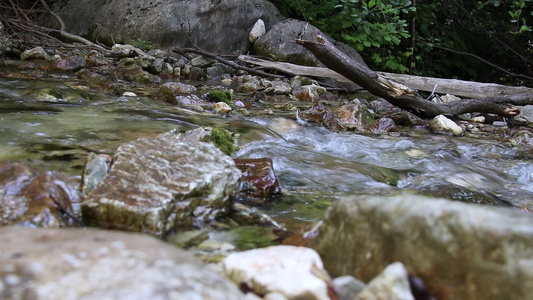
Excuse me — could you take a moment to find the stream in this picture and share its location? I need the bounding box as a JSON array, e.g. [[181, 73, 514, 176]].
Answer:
[[1, 75, 533, 233]]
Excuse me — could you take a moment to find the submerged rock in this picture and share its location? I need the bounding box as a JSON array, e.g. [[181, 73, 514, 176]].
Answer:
[[314, 195, 533, 300], [223, 245, 332, 300], [0, 227, 245, 300], [0, 163, 81, 228], [82, 128, 242, 236]]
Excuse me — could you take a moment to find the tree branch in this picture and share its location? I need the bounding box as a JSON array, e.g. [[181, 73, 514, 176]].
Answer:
[[296, 36, 533, 119]]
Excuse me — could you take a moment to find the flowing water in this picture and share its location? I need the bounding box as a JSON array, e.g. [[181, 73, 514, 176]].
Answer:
[[1, 76, 532, 232]]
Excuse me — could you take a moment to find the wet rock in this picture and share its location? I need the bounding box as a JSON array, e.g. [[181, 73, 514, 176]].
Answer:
[[231, 203, 285, 230], [175, 94, 208, 106], [20, 46, 50, 60], [263, 80, 292, 95], [223, 245, 331, 299], [314, 195, 533, 300], [298, 103, 345, 132], [371, 117, 400, 133], [265, 117, 300, 135], [51, 55, 86, 71], [157, 82, 198, 104], [214, 102, 233, 114], [330, 100, 375, 131], [333, 276, 366, 300], [255, 19, 366, 67], [368, 99, 425, 126], [249, 19, 266, 43], [34, 88, 63, 102], [234, 158, 281, 203], [0, 227, 245, 299], [355, 262, 414, 300], [167, 229, 210, 249], [0, 163, 81, 227], [430, 115, 464, 136], [292, 84, 326, 102], [80, 152, 112, 196], [82, 128, 242, 236]]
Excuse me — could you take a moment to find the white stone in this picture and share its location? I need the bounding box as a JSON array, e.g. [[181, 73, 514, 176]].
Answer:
[[249, 19, 266, 43], [223, 245, 330, 300], [355, 262, 414, 300], [429, 114, 463, 136], [213, 102, 232, 114], [123, 91, 137, 97]]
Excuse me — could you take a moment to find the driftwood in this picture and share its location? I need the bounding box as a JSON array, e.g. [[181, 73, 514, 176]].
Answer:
[[296, 36, 533, 119], [239, 55, 533, 99]]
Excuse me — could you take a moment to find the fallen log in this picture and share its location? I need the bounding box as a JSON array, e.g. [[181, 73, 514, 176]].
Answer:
[[296, 36, 533, 119], [239, 55, 533, 99]]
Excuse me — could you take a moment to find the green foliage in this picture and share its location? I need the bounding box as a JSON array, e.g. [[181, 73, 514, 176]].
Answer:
[[272, 0, 532, 85], [478, 0, 533, 34], [134, 38, 152, 51], [206, 90, 233, 107], [211, 128, 237, 156], [271, 0, 415, 72]]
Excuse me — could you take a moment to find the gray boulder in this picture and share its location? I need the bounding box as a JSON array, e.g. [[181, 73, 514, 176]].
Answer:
[[56, 0, 284, 54], [82, 128, 242, 236], [255, 19, 367, 67], [0, 227, 245, 300], [313, 195, 533, 300]]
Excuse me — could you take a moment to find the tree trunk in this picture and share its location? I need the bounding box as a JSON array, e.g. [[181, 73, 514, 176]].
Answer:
[[296, 36, 533, 119], [239, 55, 533, 98]]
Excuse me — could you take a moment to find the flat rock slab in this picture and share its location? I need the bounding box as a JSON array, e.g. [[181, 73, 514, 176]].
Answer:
[[82, 129, 242, 236], [314, 195, 533, 300], [0, 227, 244, 300]]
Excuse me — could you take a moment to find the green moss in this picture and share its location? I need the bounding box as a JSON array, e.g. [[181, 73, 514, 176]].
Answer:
[[206, 90, 233, 107], [211, 127, 237, 155]]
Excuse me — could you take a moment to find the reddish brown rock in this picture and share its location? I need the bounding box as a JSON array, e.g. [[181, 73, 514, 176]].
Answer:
[[234, 158, 281, 203], [0, 163, 81, 227]]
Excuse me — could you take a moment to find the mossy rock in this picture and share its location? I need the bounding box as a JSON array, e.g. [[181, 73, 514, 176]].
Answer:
[[211, 128, 237, 156], [206, 90, 233, 107]]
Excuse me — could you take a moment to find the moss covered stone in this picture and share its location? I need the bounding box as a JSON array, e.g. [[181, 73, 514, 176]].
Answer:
[[207, 90, 233, 107], [211, 127, 237, 155]]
